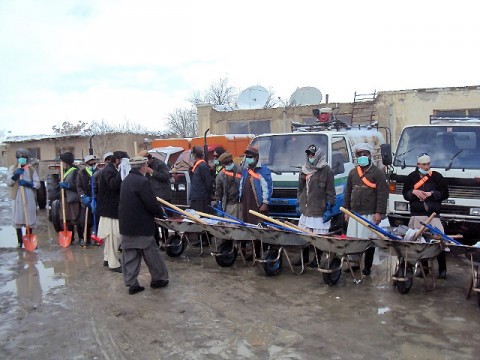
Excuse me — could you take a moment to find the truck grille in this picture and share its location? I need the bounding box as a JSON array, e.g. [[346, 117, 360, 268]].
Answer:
[[272, 188, 298, 198], [393, 184, 480, 200]]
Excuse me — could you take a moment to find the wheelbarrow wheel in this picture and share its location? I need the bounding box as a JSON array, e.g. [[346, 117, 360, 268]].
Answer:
[[397, 262, 414, 294], [165, 234, 186, 257], [322, 257, 342, 285], [262, 249, 282, 277], [215, 241, 238, 267]]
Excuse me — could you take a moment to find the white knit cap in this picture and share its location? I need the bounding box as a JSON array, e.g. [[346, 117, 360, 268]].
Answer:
[[353, 142, 374, 154], [417, 154, 431, 164]]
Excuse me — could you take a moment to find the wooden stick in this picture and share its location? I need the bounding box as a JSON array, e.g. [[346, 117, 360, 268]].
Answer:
[[340, 207, 388, 240], [195, 210, 240, 223], [248, 210, 302, 232], [411, 212, 436, 242], [156, 197, 207, 225]]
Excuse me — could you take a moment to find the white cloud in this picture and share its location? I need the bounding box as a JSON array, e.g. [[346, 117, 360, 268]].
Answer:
[[1, 0, 479, 136]]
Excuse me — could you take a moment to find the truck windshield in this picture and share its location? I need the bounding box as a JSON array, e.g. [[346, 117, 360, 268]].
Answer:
[[251, 134, 329, 172], [394, 126, 480, 169]]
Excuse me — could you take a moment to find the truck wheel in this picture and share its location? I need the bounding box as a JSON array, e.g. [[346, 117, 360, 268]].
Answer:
[[215, 241, 238, 267], [36, 181, 47, 209], [51, 200, 63, 233]]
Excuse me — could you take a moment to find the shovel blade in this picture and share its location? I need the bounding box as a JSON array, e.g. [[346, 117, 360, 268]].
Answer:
[[22, 234, 37, 252], [58, 230, 72, 248]]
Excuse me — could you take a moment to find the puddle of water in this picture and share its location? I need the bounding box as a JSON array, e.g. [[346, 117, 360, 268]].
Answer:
[[0, 226, 18, 248], [0, 252, 64, 305]]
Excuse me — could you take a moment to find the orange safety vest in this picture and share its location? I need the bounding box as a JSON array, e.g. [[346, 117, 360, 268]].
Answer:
[[413, 171, 432, 190], [356, 166, 376, 189], [247, 168, 261, 180], [192, 159, 205, 173], [222, 168, 241, 179]]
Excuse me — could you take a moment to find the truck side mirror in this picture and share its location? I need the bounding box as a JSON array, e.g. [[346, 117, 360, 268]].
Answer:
[[380, 144, 392, 166]]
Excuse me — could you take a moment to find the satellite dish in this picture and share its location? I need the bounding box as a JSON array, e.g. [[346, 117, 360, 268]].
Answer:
[[289, 86, 323, 106], [237, 86, 270, 109]]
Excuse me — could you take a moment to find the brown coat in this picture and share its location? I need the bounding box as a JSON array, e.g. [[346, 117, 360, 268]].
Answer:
[[343, 164, 388, 215]]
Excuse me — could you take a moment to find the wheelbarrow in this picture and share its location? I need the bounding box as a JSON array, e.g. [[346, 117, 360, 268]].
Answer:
[[307, 234, 374, 285], [443, 243, 480, 308], [372, 237, 442, 294]]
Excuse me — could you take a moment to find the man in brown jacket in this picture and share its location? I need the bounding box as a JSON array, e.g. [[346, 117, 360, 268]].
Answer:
[[343, 143, 388, 276]]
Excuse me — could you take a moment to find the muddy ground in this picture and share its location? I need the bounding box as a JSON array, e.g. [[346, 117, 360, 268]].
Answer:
[[0, 174, 480, 360]]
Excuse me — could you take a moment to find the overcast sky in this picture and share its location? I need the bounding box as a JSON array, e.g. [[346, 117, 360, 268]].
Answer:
[[0, 0, 478, 136]]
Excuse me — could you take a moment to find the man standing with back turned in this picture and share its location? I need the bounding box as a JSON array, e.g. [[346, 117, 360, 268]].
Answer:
[[119, 156, 169, 295]]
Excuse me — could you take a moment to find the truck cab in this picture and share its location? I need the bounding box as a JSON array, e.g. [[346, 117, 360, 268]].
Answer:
[[249, 121, 388, 231], [387, 118, 480, 241]]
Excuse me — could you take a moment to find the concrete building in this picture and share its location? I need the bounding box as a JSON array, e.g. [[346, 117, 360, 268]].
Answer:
[[197, 85, 480, 147]]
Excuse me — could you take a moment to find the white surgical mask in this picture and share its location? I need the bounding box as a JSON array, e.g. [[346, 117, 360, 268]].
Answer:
[[308, 158, 315, 165], [418, 168, 429, 175], [18, 157, 27, 166], [357, 156, 369, 167], [225, 163, 234, 171], [214, 159, 219, 166], [245, 157, 255, 166]]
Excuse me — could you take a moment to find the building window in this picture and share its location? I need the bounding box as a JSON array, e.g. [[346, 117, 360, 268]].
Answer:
[[228, 119, 271, 135], [27, 147, 41, 160]]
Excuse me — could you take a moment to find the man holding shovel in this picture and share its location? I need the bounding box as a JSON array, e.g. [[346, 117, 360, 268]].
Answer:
[[403, 153, 449, 279], [77, 155, 98, 246], [6, 148, 40, 248]]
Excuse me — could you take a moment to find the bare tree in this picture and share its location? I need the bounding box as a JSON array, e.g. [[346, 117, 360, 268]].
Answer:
[[167, 108, 198, 137], [188, 77, 238, 108], [52, 120, 91, 134]]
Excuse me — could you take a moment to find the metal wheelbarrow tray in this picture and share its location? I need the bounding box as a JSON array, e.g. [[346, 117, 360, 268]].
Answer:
[[307, 234, 373, 285], [155, 218, 211, 257], [446, 244, 480, 308], [372, 238, 442, 294]]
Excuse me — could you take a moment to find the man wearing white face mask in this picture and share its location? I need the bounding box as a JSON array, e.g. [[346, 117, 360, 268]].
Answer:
[[6, 148, 40, 248], [344, 143, 388, 276], [214, 152, 242, 218], [403, 153, 449, 279]]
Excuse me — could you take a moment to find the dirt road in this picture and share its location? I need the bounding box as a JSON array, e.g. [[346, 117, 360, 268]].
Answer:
[[0, 174, 480, 360]]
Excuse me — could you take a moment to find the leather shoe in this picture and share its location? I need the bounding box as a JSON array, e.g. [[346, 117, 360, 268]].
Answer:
[[438, 271, 447, 280], [151, 280, 169, 289], [128, 285, 145, 295], [103, 260, 108, 267], [110, 266, 122, 273], [362, 268, 371, 276]]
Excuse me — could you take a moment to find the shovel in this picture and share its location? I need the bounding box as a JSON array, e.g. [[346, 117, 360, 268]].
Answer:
[[58, 162, 72, 247], [19, 174, 37, 252], [81, 206, 89, 248]]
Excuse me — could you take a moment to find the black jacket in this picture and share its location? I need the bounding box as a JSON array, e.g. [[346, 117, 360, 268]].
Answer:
[[403, 169, 449, 216], [148, 157, 172, 200], [119, 168, 164, 236], [97, 162, 122, 219], [189, 160, 213, 201]]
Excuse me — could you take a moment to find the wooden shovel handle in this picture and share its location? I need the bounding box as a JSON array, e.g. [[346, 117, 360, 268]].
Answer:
[[156, 197, 207, 225], [248, 210, 301, 232], [411, 212, 436, 242], [60, 162, 67, 231]]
